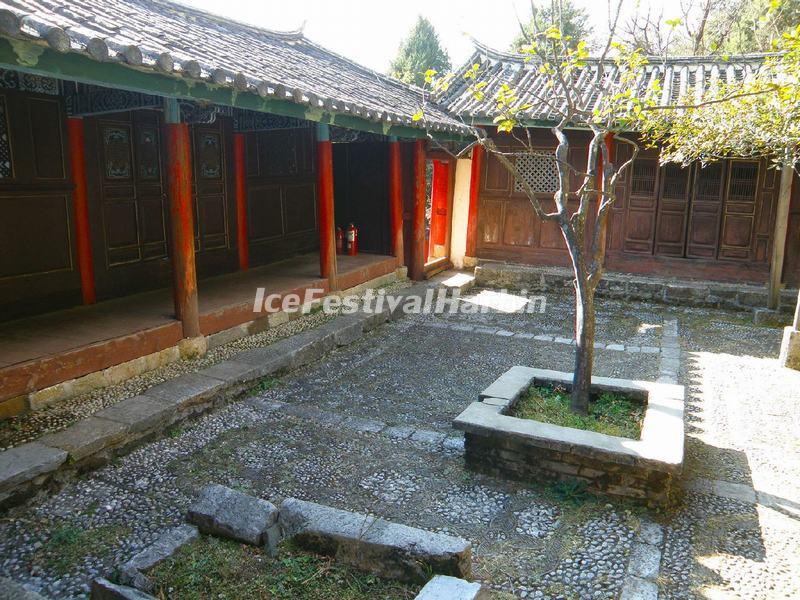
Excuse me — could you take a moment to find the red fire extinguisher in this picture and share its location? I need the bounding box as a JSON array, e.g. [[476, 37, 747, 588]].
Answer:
[[346, 222, 358, 256], [336, 226, 344, 254]]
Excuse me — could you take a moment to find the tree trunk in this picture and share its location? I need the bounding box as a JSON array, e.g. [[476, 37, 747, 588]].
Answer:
[[571, 280, 596, 414]]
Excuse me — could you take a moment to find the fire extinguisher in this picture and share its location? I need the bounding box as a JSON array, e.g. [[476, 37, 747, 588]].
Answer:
[[336, 226, 344, 254], [346, 222, 358, 256]]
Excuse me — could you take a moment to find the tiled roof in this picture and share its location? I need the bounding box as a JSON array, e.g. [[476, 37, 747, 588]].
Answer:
[[0, 0, 468, 134], [440, 42, 773, 123]]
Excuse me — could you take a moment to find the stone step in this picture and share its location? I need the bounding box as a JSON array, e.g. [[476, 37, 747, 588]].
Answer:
[[414, 575, 490, 599]]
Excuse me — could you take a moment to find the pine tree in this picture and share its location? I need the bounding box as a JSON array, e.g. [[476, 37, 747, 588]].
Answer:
[[389, 16, 451, 88]]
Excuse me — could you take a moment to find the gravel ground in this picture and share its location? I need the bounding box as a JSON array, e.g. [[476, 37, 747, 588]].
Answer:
[[0, 280, 411, 451], [1, 289, 798, 599]]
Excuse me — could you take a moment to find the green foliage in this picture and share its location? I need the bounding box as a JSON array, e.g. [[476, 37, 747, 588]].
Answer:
[[637, 23, 800, 169], [511, 385, 644, 439], [389, 16, 451, 88], [147, 535, 419, 599], [717, 0, 800, 53], [510, 0, 591, 51], [550, 479, 592, 505], [34, 524, 131, 575]]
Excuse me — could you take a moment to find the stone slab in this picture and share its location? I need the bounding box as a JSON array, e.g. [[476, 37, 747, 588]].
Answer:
[[143, 373, 227, 409], [383, 425, 416, 439], [637, 520, 664, 546], [95, 395, 177, 435], [330, 314, 365, 346], [187, 483, 279, 548], [341, 415, 385, 433], [39, 416, 127, 461], [91, 578, 156, 600], [198, 360, 262, 386], [627, 542, 661, 580], [410, 429, 447, 446], [120, 524, 198, 592], [0, 442, 67, 494], [619, 576, 659, 600], [279, 497, 471, 583], [414, 575, 487, 599], [234, 346, 291, 374], [478, 365, 536, 401], [0, 576, 48, 599]]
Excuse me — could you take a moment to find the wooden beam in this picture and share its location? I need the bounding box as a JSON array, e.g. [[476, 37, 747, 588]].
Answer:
[[163, 98, 200, 338], [66, 117, 96, 305], [410, 139, 427, 281], [233, 133, 249, 270], [465, 144, 484, 260], [388, 136, 404, 265], [768, 156, 794, 309], [316, 123, 337, 289]]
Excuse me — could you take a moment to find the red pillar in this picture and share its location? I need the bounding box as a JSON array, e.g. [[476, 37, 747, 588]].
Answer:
[[410, 139, 427, 281], [388, 137, 404, 265], [233, 133, 249, 270], [66, 117, 96, 305], [316, 123, 337, 289], [164, 99, 200, 338], [465, 144, 483, 260]]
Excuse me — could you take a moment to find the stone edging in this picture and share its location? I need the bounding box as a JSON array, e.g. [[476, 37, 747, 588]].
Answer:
[[422, 320, 662, 354], [93, 485, 479, 599], [0, 281, 438, 511]]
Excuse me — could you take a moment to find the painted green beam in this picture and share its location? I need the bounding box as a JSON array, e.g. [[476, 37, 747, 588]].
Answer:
[[0, 37, 467, 141]]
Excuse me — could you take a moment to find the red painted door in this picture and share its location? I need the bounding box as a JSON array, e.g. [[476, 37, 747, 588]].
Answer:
[[428, 159, 450, 261]]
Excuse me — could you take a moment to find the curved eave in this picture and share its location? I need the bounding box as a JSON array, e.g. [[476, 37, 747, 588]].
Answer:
[[0, 36, 470, 141]]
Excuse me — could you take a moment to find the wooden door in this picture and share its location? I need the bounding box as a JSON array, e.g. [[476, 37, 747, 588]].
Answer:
[[623, 157, 659, 253], [686, 162, 725, 258], [0, 89, 78, 319], [191, 119, 236, 277], [87, 110, 171, 299], [654, 163, 692, 256], [719, 160, 760, 261]]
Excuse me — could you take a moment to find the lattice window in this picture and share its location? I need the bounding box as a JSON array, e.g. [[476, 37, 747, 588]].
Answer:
[[662, 163, 689, 199], [0, 96, 12, 179], [696, 163, 723, 201], [514, 153, 559, 194], [631, 159, 657, 195], [728, 162, 758, 201]]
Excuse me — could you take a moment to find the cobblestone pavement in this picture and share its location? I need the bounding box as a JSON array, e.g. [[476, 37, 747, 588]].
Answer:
[[0, 289, 798, 599]]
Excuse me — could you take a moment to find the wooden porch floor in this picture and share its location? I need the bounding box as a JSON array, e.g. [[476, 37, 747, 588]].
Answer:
[[0, 252, 398, 404]]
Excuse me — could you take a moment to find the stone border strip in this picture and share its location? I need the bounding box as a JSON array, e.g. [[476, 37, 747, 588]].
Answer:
[[620, 520, 664, 600], [421, 320, 661, 355], [658, 318, 680, 384], [0, 280, 442, 511]]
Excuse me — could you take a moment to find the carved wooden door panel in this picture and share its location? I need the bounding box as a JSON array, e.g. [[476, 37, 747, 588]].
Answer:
[[190, 119, 237, 277], [686, 162, 725, 258], [654, 163, 692, 256], [719, 160, 760, 261], [88, 110, 170, 298], [623, 158, 659, 253]]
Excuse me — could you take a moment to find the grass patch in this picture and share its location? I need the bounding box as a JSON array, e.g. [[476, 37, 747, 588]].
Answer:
[[148, 536, 419, 600], [33, 524, 130, 576], [510, 384, 643, 439]]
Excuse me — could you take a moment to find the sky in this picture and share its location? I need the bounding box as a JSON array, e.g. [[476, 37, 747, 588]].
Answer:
[[181, 0, 675, 73]]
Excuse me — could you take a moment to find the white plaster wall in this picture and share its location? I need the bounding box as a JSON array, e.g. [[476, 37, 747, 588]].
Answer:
[[450, 158, 472, 269]]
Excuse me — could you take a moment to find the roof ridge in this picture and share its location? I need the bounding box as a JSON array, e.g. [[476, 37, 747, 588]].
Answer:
[[467, 38, 779, 65], [145, 0, 305, 40]]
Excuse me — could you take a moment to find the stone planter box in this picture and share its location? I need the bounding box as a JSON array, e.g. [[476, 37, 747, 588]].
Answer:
[[453, 367, 685, 506]]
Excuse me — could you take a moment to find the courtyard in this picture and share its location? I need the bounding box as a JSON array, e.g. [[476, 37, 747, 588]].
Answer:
[[1, 285, 798, 599]]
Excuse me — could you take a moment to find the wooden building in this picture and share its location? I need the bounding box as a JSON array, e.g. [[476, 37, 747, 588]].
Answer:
[[439, 46, 800, 293], [0, 0, 467, 415]]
